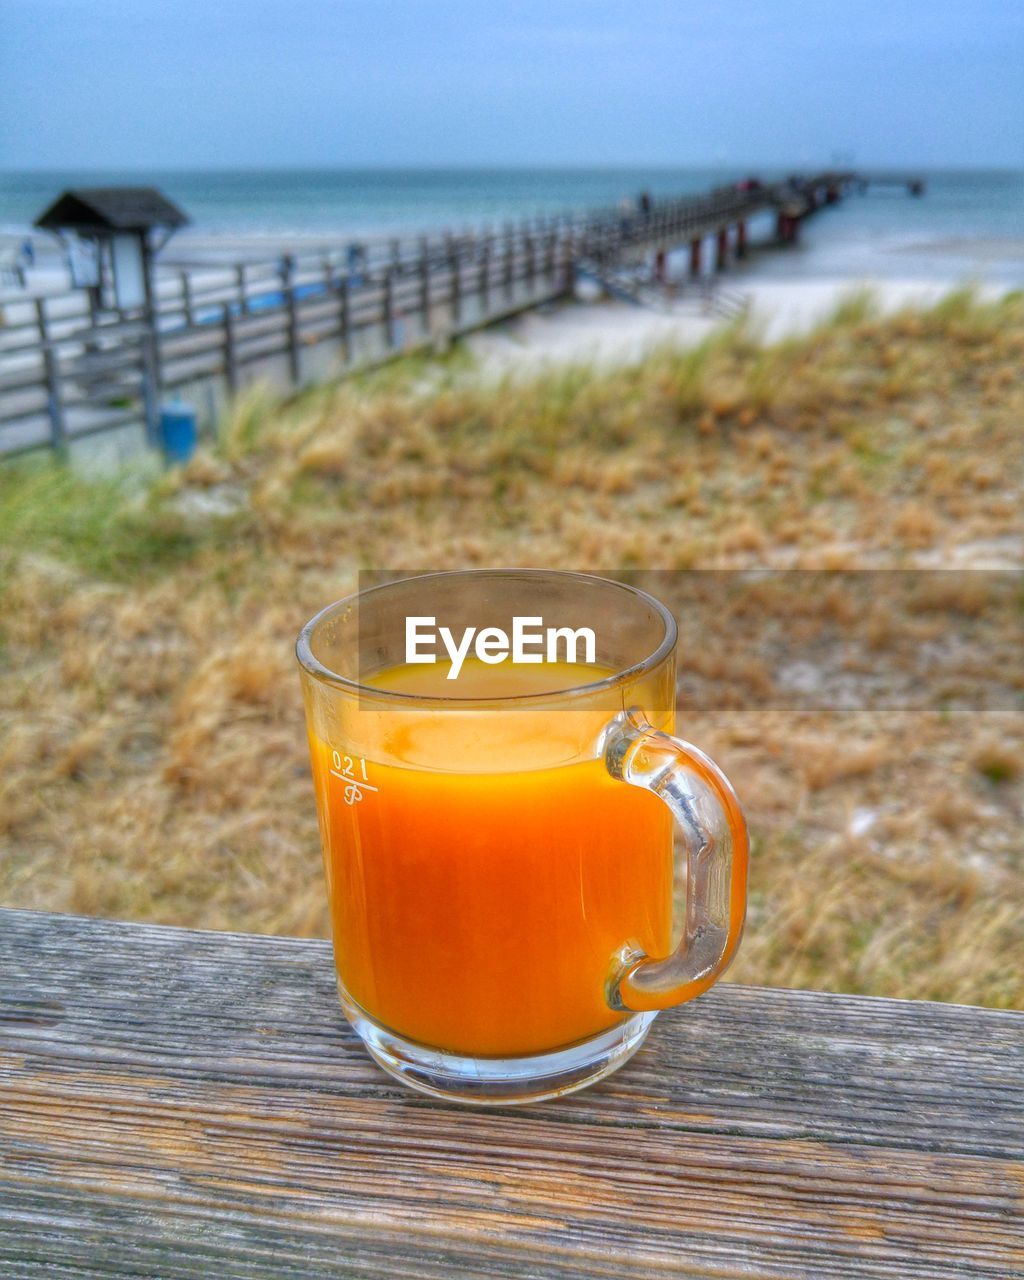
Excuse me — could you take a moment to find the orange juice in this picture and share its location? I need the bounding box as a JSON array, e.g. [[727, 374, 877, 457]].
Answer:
[[308, 661, 674, 1057]]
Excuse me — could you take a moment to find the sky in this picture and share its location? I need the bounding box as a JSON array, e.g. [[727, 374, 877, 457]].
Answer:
[[2, 0, 1022, 170]]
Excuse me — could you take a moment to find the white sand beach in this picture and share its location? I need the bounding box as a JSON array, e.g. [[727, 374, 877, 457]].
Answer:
[[465, 275, 1016, 375]]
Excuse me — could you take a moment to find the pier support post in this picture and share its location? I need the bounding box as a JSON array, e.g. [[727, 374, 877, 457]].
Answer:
[[689, 238, 702, 277], [736, 220, 748, 259], [654, 248, 667, 285], [716, 227, 728, 271]]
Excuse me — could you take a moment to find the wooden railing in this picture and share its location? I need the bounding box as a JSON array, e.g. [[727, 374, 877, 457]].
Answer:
[[1, 908, 1020, 1278], [0, 173, 857, 458]]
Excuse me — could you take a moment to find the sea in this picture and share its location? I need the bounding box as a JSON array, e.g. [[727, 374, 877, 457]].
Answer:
[[2, 167, 1023, 284]]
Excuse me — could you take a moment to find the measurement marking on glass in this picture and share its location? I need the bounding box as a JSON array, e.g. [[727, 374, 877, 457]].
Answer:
[[330, 750, 378, 804]]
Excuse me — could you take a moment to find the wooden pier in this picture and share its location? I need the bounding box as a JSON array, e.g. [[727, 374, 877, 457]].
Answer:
[[0, 172, 862, 458]]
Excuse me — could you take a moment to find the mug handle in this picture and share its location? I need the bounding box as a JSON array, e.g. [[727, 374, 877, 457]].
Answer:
[[604, 708, 749, 1012]]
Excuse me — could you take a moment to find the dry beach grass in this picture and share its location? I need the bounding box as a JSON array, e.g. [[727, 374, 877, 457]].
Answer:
[[1, 289, 1022, 1007]]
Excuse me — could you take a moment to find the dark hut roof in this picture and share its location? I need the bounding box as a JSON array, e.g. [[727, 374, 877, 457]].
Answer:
[[34, 187, 188, 233]]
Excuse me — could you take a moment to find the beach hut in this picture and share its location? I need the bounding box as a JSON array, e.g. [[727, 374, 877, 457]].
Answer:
[[34, 186, 187, 315]]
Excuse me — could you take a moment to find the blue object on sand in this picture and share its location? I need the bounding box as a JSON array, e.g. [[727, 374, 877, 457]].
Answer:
[[159, 401, 198, 463]]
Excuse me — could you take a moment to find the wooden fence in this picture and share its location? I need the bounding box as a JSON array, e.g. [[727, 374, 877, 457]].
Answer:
[[0, 173, 856, 458]]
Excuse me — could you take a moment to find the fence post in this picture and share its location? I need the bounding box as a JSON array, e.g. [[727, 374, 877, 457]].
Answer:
[[338, 277, 351, 364], [34, 295, 48, 348], [41, 346, 68, 457], [503, 229, 514, 303], [236, 264, 249, 314], [140, 329, 160, 448], [180, 271, 195, 326], [223, 304, 239, 396], [384, 267, 397, 348], [544, 232, 556, 285], [281, 255, 300, 385], [448, 244, 462, 329], [418, 237, 431, 340], [36, 300, 67, 458], [479, 242, 490, 316], [560, 236, 574, 296], [87, 287, 101, 328]]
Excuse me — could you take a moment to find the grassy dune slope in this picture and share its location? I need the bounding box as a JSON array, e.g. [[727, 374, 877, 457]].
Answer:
[[1, 290, 1022, 1006]]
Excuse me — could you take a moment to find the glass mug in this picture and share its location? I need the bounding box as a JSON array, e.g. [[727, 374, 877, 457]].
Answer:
[[297, 570, 747, 1104]]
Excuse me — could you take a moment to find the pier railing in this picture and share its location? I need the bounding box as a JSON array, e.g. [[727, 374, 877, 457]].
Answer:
[[0, 172, 857, 458]]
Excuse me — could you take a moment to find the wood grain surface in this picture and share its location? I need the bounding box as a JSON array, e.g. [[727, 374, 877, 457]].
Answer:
[[1, 908, 1021, 1279]]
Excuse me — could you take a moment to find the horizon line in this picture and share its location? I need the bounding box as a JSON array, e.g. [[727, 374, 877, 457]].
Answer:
[[2, 161, 1022, 177]]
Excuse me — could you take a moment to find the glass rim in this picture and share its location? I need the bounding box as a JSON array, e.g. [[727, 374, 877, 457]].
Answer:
[[295, 569, 678, 706]]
